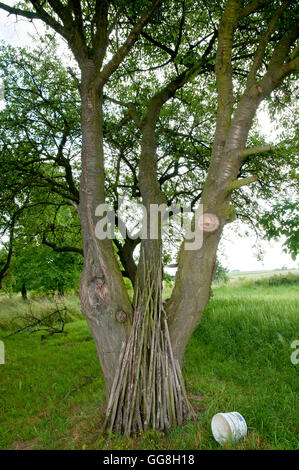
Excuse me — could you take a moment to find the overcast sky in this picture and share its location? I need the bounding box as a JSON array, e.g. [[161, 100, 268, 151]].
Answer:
[[0, 5, 297, 272]]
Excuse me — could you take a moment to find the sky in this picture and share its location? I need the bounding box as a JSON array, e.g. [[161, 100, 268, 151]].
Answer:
[[0, 4, 297, 272], [0, 2, 45, 46]]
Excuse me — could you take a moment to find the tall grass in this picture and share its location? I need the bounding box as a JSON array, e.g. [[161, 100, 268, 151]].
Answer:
[[184, 280, 299, 449], [0, 294, 82, 331], [0, 276, 298, 450]]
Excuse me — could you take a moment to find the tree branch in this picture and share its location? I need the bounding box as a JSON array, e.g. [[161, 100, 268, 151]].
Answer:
[[0, 1, 89, 63], [239, 0, 274, 19], [104, 95, 142, 128], [242, 145, 274, 158], [93, 0, 109, 68], [97, 0, 163, 86], [55, 128, 80, 202], [42, 233, 83, 255], [214, 0, 241, 152], [32, 0, 89, 61], [246, 1, 291, 88], [29, 0, 70, 40], [229, 175, 258, 190], [0, 1, 40, 20], [258, 24, 299, 96], [140, 30, 175, 58]]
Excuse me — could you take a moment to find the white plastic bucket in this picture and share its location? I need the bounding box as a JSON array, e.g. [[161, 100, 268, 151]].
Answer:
[[211, 412, 247, 445]]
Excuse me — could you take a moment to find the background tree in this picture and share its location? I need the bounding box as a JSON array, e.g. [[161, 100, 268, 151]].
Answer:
[[10, 244, 83, 295]]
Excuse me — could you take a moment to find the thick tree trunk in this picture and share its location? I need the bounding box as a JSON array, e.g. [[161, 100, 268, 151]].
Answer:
[[167, 230, 222, 365], [167, 90, 262, 365], [78, 65, 132, 395]]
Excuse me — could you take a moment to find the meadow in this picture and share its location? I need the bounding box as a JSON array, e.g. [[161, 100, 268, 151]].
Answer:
[[0, 272, 298, 450]]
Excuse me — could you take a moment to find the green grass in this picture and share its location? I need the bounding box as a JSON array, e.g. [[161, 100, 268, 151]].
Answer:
[[228, 269, 299, 280], [0, 277, 298, 450]]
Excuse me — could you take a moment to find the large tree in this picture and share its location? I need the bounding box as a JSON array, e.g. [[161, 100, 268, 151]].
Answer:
[[0, 0, 298, 434]]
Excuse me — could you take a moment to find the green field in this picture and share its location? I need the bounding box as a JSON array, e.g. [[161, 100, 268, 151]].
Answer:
[[0, 273, 298, 450], [228, 269, 299, 280]]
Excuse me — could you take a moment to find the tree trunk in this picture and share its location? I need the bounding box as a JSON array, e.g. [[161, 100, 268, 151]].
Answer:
[[166, 88, 263, 365], [78, 64, 132, 395], [21, 282, 27, 300]]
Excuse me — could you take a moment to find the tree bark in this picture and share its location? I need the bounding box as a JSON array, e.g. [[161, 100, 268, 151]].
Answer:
[[78, 63, 132, 394]]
